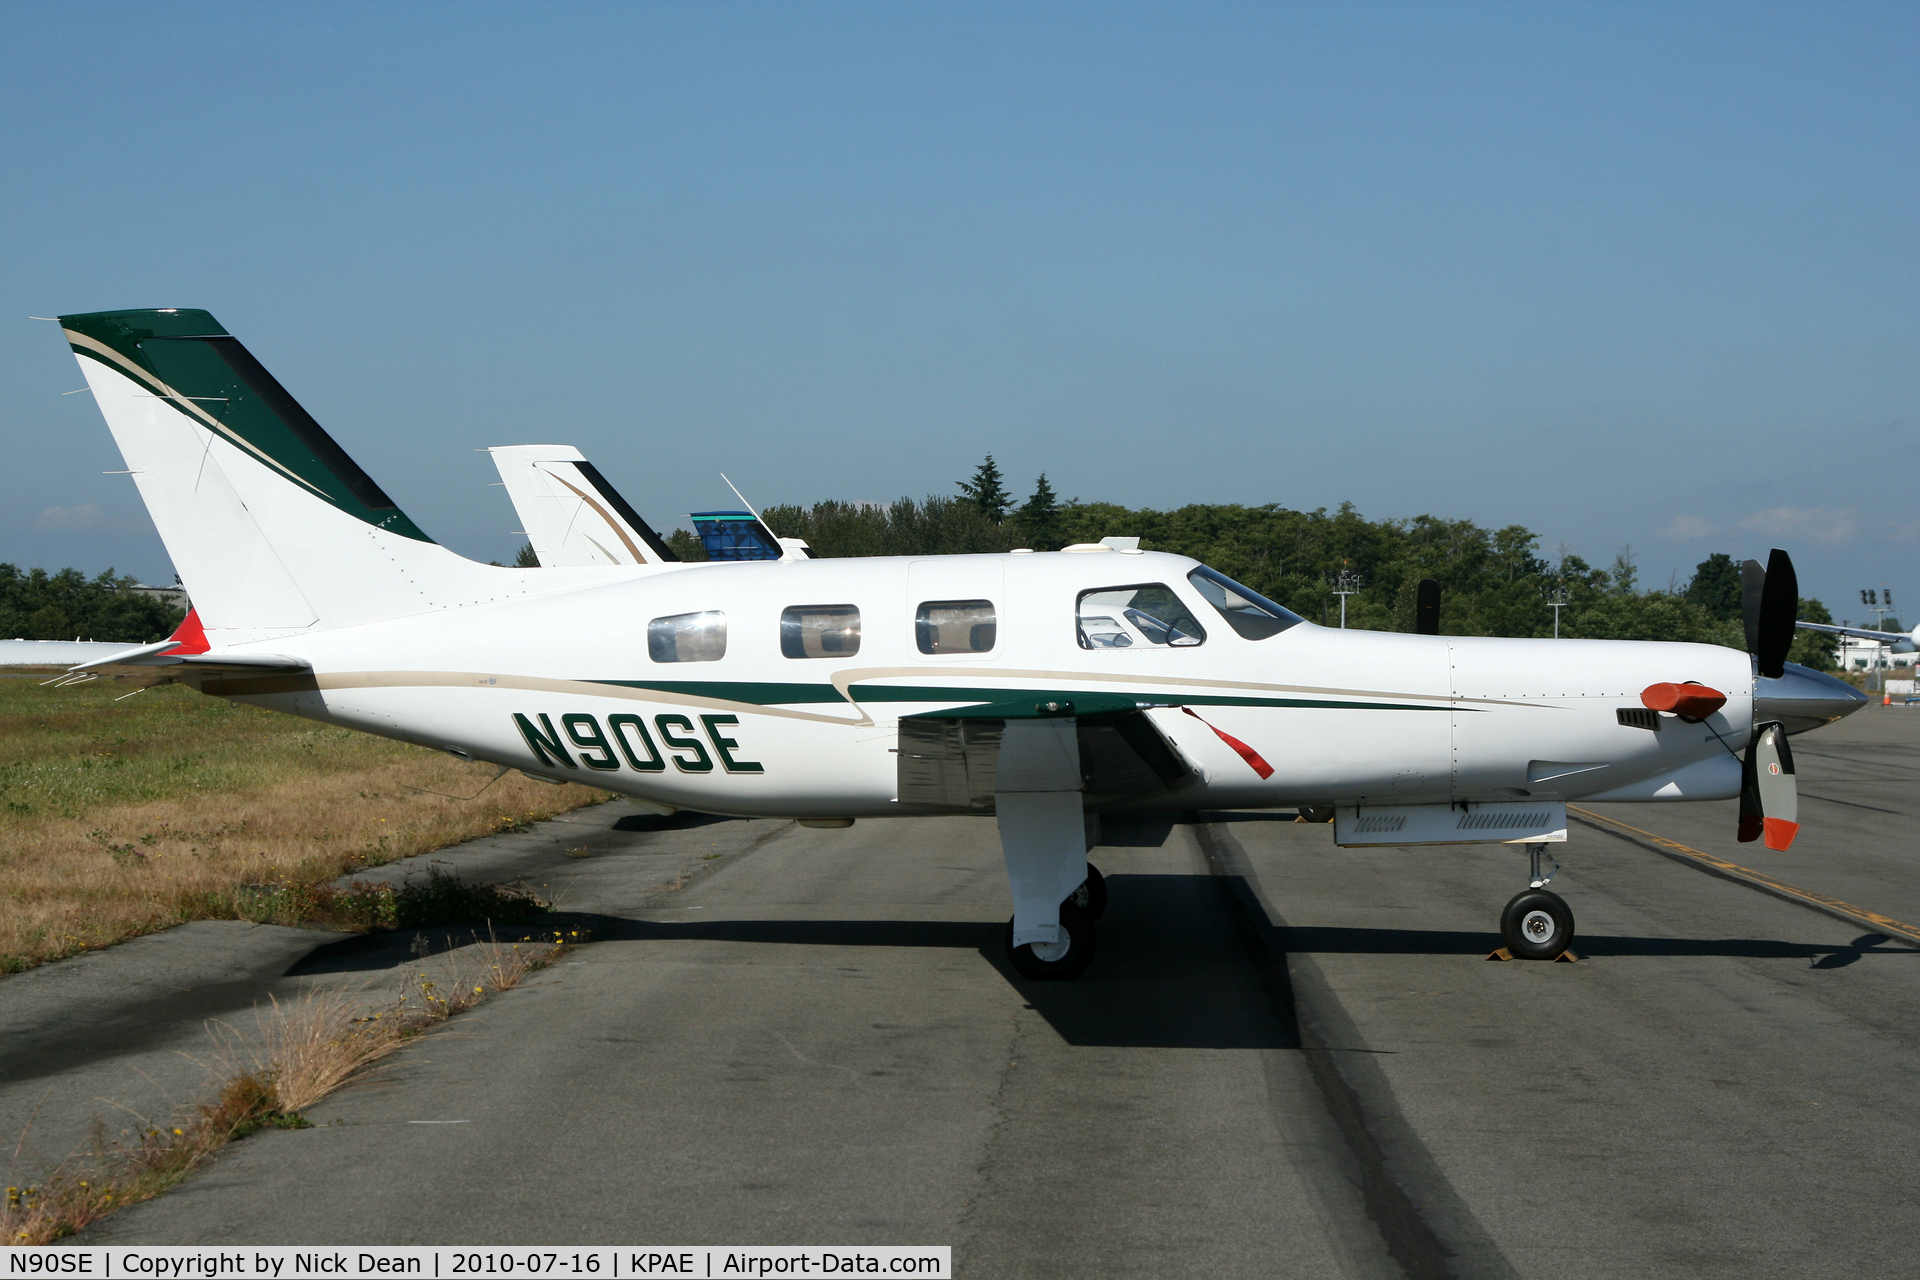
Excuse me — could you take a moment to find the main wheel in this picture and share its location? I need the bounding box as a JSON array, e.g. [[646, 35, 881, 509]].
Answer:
[[1500, 888, 1574, 960], [1069, 863, 1108, 922], [1005, 902, 1097, 980]]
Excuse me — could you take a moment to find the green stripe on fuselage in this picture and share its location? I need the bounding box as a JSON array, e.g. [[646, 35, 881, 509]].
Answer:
[[586, 679, 1444, 713]]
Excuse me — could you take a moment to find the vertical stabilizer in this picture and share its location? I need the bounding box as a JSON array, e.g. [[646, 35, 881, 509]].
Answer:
[[486, 445, 679, 568], [61, 309, 530, 645]]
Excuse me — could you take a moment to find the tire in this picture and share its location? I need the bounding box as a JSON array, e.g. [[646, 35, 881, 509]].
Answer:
[[1500, 889, 1574, 960], [1069, 863, 1108, 923], [1005, 902, 1097, 980]]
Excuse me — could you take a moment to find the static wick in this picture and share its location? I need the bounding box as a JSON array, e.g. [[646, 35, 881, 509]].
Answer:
[[404, 763, 511, 801]]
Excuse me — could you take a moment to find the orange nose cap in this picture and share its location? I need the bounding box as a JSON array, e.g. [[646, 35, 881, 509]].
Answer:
[[1641, 681, 1728, 720]]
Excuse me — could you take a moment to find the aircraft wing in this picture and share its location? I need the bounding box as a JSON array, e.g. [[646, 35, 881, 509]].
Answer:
[[1796, 620, 1915, 650], [488, 445, 680, 568]]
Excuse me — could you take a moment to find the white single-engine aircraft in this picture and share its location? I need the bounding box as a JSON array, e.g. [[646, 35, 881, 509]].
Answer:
[[56, 308, 1868, 978]]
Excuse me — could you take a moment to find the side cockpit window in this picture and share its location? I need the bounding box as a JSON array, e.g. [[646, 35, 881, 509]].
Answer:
[[782, 604, 861, 658], [1077, 585, 1206, 649], [1186, 566, 1303, 640], [917, 600, 996, 654], [648, 610, 727, 663]]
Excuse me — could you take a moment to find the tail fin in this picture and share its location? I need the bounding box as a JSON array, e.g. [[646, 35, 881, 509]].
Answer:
[[486, 445, 679, 568], [62, 308, 513, 644]]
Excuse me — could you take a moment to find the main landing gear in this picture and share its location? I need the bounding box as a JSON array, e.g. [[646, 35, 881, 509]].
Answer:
[[1499, 842, 1576, 961], [1006, 864, 1106, 980]]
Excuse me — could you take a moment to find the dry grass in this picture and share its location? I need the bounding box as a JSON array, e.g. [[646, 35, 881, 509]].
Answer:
[[411, 926, 585, 1020], [3, 929, 582, 1243], [0, 676, 609, 972]]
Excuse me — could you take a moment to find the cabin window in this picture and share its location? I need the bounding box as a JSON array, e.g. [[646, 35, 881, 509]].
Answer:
[[648, 610, 727, 663], [1186, 566, 1304, 640], [781, 604, 862, 658], [1076, 584, 1206, 649], [917, 600, 997, 654]]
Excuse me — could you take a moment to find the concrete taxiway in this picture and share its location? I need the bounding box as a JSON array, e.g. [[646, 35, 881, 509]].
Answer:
[[5, 708, 1915, 1275]]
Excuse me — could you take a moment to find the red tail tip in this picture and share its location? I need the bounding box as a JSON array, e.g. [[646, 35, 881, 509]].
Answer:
[[164, 607, 209, 655]]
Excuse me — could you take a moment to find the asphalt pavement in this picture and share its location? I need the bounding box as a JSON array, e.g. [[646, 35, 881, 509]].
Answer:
[[6, 706, 1915, 1276]]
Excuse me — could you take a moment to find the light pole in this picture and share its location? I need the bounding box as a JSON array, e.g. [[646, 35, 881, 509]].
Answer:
[[1548, 581, 1568, 639], [1863, 589, 1897, 692], [1330, 564, 1362, 629]]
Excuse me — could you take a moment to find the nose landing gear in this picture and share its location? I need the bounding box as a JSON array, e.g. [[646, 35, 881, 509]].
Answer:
[[1499, 843, 1576, 961]]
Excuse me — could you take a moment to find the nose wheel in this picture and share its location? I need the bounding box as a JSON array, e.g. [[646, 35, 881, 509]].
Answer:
[[1500, 888, 1575, 960], [1498, 843, 1575, 960]]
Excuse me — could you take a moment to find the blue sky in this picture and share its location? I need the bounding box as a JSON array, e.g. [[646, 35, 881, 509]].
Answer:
[[3, 3, 1914, 621]]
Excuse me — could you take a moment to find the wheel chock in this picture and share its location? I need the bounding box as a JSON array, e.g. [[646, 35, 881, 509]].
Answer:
[[1485, 948, 1581, 963]]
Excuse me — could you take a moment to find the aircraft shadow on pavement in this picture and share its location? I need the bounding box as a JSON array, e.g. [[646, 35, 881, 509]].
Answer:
[[285, 875, 1913, 1028], [288, 874, 1302, 1049], [1274, 926, 1919, 968], [610, 810, 743, 833]]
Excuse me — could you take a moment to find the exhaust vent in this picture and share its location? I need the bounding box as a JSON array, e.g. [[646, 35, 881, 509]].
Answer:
[[1456, 810, 1552, 830], [1617, 708, 1661, 731]]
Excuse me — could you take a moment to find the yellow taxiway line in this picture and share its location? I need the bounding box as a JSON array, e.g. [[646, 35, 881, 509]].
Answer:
[[1568, 804, 1920, 949]]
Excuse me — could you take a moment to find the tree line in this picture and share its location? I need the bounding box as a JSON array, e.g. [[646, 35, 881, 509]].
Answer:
[[670, 455, 1840, 669], [0, 565, 186, 643]]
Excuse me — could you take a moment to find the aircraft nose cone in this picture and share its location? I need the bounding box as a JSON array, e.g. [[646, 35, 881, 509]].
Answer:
[[1755, 661, 1870, 735]]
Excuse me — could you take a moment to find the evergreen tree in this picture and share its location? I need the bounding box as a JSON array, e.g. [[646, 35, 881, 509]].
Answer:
[[514, 542, 540, 568], [1014, 473, 1061, 548], [956, 455, 1012, 523], [1685, 553, 1742, 621]]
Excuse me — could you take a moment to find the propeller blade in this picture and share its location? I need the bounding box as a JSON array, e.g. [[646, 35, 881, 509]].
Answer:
[[1741, 558, 1766, 656], [1755, 549, 1798, 679], [1753, 722, 1799, 851], [1737, 741, 1763, 843], [1415, 578, 1441, 636]]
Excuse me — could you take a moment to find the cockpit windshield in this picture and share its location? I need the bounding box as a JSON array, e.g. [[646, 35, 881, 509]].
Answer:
[[1186, 566, 1304, 640]]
